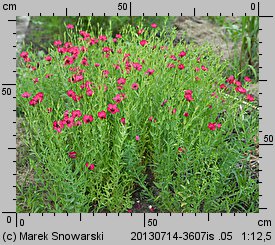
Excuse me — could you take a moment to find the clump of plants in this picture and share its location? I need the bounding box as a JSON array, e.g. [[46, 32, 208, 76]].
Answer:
[[17, 17, 258, 213]]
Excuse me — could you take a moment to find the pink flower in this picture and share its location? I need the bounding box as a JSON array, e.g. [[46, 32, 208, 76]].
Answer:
[[148, 116, 153, 121], [20, 51, 28, 59], [167, 63, 175, 68], [66, 24, 74, 29], [178, 64, 185, 70], [246, 94, 255, 101], [179, 51, 187, 57], [145, 69, 155, 76], [226, 75, 235, 84], [184, 90, 194, 102], [67, 90, 76, 98], [98, 110, 107, 119], [102, 70, 109, 77], [234, 80, 242, 87], [65, 117, 74, 128], [83, 115, 94, 124], [137, 29, 144, 35], [116, 34, 122, 39], [68, 151, 77, 159], [47, 108, 52, 113], [244, 76, 252, 82], [81, 57, 89, 66], [151, 23, 157, 28], [107, 104, 120, 114], [172, 108, 177, 114], [195, 67, 200, 72], [235, 86, 247, 94], [53, 120, 65, 133], [53, 40, 62, 46], [140, 40, 148, 46], [135, 135, 140, 141], [208, 122, 221, 131], [220, 84, 226, 90], [45, 56, 52, 62], [183, 112, 189, 117], [72, 110, 82, 118], [85, 162, 95, 170], [201, 65, 208, 71], [86, 89, 94, 96], [208, 122, 216, 131], [119, 117, 125, 125], [21, 92, 31, 98], [117, 77, 126, 85], [94, 63, 100, 67], [99, 35, 107, 41], [113, 94, 123, 103], [131, 83, 139, 90]]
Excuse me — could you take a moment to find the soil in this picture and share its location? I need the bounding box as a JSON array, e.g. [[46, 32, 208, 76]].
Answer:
[[174, 17, 239, 61]]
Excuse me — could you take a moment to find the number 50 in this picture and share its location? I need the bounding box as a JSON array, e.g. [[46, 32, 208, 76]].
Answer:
[[118, 3, 128, 10]]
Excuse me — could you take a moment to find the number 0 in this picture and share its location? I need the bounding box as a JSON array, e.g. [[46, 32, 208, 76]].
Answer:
[[251, 3, 256, 10]]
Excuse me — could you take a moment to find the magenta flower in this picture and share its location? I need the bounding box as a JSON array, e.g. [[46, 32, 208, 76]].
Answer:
[[99, 35, 107, 41], [20, 51, 28, 59], [246, 94, 255, 101], [102, 70, 109, 77], [120, 117, 126, 125], [183, 112, 189, 117], [151, 23, 157, 28], [234, 80, 242, 87], [179, 51, 187, 57], [83, 115, 94, 124], [201, 65, 208, 71], [131, 83, 139, 90], [85, 162, 95, 170], [86, 89, 94, 96], [53, 40, 62, 46], [72, 110, 82, 118], [226, 75, 235, 84], [208, 122, 221, 131], [66, 24, 74, 29], [135, 135, 140, 141], [244, 76, 252, 82], [45, 56, 52, 62], [140, 40, 148, 47], [117, 77, 126, 85], [220, 84, 226, 90], [98, 110, 107, 119], [65, 117, 74, 128], [21, 92, 31, 98], [178, 64, 185, 70], [53, 120, 65, 133], [145, 69, 155, 76], [68, 151, 77, 159], [235, 86, 247, 94], [184, 90, 194, 102], [107, 104, 120, 114], [208, 123, 216, 131], [67, 90, 76, 98]]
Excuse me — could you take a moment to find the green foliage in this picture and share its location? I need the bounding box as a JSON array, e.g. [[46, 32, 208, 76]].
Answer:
[[17, 18, 258, 213]]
